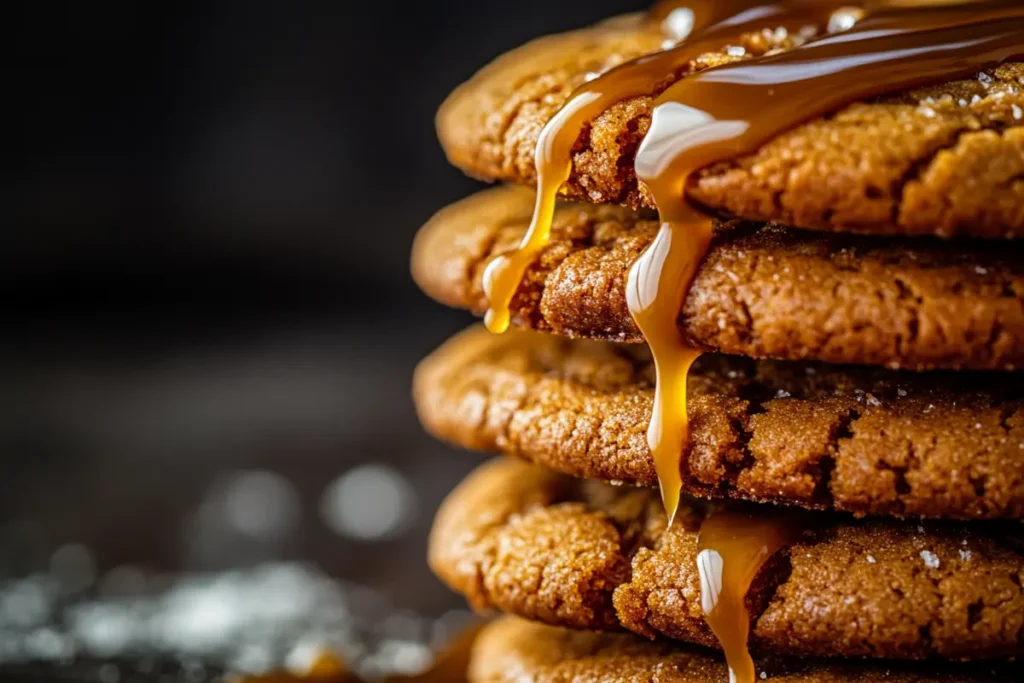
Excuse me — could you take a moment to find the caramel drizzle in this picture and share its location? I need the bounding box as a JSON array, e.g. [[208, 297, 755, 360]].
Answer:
[[636, 1, 1024, 526], [482, 0, 861, 521], [482, 0, 851, 334], [482, 0, 866, 519], [483, 0, 1024, 526], [476, 5, 1022, 682], [697, 508, 800, 683]]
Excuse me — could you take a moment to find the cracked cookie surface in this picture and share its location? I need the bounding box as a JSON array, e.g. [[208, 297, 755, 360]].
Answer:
[[470, 618, 1020, 683], [438, 14, 1024, 238], [414, 326, 1024, 520], [413, 188, 1024, 371], [429, 459, 1024, 660]]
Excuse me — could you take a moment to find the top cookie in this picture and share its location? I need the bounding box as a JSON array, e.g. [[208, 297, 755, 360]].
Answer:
[[438, 13, 1024, 238]]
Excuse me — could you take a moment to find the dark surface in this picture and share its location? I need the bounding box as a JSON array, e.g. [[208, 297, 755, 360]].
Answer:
[[5, 1, 646, 680]]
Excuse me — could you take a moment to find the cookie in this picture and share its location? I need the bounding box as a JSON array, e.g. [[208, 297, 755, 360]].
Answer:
[[414, 326, 1024, 520], [437, 14, 1024, 239], [428, 459, 1024, 660], [412, 187, 1024, 371], [469, 617, 1018, 683]]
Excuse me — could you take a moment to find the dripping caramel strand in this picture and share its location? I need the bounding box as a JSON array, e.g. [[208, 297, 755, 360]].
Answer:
[[485, 0, 868, 520], [481, 0, 857, 333], [487, 0, 1022, 524], [697, 509, 801, 683], [478, 4, 1022, 683], [482, 0, 871, 517], [637, 7, 1020, 680], [632, 0, 1024, 525]]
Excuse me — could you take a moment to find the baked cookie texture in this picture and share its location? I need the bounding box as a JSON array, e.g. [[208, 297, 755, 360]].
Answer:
[[412, 187, 1024, 371], [438, 16, 1024, 238], [414, 326, 1024, 520], [469, 618, 1019, 683], [429, 459, 1024, 661], [422, 7, 1024, 678]]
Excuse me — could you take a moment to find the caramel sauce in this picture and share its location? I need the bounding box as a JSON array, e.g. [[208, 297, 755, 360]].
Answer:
[[471, 5, 1024, 683], [477, 5, 1022, 679], [482, 1, 852, 334], [634, 0, 1023, 524], [483, 0, 1024, 522], [697, 508, 800, 683]]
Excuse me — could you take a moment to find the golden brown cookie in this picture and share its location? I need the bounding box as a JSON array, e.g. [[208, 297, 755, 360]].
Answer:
[[414, 326, 1024, 520], [412, 187, 1024, 371], [437, 14, 1024, 238], [429, 459, 1024, 661], [470, 618, 1019, 683]]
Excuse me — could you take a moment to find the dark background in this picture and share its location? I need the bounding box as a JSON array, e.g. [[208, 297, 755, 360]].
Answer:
[[4, 0, 648, 627]]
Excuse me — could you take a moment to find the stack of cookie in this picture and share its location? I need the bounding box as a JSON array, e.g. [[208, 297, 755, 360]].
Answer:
[[412, 2, 1024, 682]]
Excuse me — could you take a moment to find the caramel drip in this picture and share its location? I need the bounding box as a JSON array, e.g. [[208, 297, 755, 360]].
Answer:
[[475, 4, 1021, 683], [631, 0, 1023, 524], [481, 0, 852, 334], [483, 0, 1023, 524], [625, 213, 709, 523], [638, 5, 1021, 680], [697, 508, 800, 683]]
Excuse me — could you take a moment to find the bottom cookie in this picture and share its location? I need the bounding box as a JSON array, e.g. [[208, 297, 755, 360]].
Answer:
[[470, 617, 1017, 683], [429, 459, 1024, 661]]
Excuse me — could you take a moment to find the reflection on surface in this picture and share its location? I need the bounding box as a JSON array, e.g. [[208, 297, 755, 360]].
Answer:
[[0, 562, 475, 681], [0, 316, 478, 681], [241, 623, 481, 683], [320, 465, 417, 542]]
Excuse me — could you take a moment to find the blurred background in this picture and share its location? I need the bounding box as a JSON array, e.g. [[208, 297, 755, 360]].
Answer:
[[5, 0, 647, 679]]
